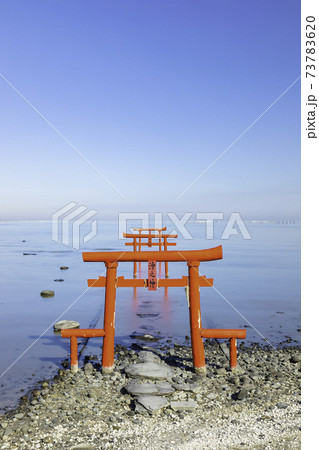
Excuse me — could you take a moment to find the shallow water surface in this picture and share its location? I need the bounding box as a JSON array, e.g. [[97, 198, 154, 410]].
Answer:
[[0, 220, 300, 412]]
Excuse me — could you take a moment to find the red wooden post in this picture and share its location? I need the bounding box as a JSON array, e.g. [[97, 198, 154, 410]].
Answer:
[[70, 336, 78, 373], [133, 237, 137, 278], [101, 262, 118, 373], [164, 237, 169, 278], [188, 261, 206, 375], [230, 338, 237, 368]]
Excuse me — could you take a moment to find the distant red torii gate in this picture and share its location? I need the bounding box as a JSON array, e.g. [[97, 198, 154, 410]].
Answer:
[[61, 246, 246, 374], [123, 227, 177, 278]]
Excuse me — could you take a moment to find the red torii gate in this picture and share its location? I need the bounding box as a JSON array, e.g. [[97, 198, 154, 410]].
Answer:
[[123, 227, 177, 278], [61, 246, 246, 374]]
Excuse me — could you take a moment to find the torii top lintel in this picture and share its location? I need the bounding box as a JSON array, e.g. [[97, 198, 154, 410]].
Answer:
[[82, 245, 223, 263]]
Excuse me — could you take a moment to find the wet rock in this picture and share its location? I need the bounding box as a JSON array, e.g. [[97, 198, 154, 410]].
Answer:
[[135, 395, 168, 413], [136, 313, 159, 318], [170, 400, 198, 411], [54, 279, 64, 282], [125, 362, 173, 380], [40, 290, 54, 297], [130, 333, 160, 341], [54, 320, 80, 331]]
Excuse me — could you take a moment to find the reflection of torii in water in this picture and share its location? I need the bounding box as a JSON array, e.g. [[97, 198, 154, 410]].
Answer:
[[61, 246, 246, 375]]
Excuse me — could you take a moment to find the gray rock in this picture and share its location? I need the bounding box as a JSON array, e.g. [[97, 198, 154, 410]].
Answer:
[[130, 333, 159, 341], [173, 383, 201, 393], [170, 400, 198, 411], [54, 320, 80, 331], [84, 363, 94, 375], [40, 290, 54, 297], [138, 351, 161, 364], [206, 392, 218, 400], [215, 367, 226, 375], [135, 395, 168, 413], [125, 381, 174, 396], [125, 362, 173, 380], [236, 387, 249, 400], [276, 402, 288, 409], [228, 376, 239, 385], [290, 355, 301, 363]]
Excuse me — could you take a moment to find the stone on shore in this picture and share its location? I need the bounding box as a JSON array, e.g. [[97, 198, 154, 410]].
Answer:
[[135, 395, 168, 413], [170, 400, 198, 411], [235, 387, 249, 400], [173, 383, 201, 393], [54, 320, 80, 331], [125, 381, 174, 396], [125, 362, 173, 380], [138, 351, 161, 363]]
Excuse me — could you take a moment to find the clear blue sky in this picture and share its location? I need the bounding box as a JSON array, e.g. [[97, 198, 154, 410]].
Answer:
[[0, 0, 300, 220]]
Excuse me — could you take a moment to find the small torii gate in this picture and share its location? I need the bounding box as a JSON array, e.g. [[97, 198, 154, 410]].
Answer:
[[123, 227, 177, 278], [61, 246, 246, 374]]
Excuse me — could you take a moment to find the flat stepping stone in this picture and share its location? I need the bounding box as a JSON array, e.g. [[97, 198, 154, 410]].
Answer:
[[135, 395, 168, 413], [125, 381, 174, 396], [170, 400, 198, 411], [125, 362, 173, 380], [130, 333, 160, 342], [54, 320, 80, 331]]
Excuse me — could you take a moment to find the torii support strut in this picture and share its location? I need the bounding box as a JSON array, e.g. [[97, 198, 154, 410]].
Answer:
[[61, 246, 246, 374]]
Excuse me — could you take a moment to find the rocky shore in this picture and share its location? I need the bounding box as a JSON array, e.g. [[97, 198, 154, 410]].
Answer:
[[0, 340, 301, 449]]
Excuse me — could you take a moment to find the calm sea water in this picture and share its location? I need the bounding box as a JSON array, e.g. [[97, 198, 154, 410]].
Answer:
[[0, 220, 300, 412]]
